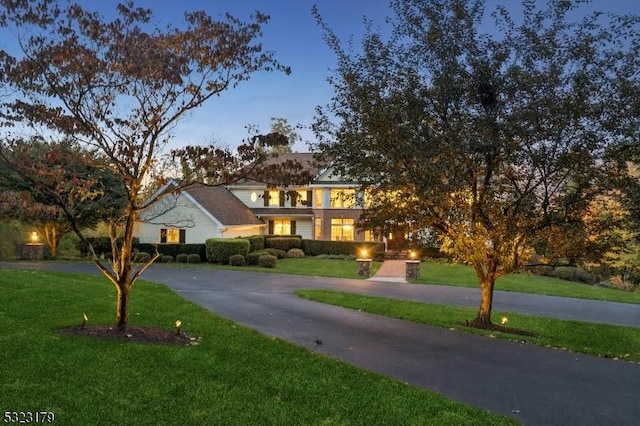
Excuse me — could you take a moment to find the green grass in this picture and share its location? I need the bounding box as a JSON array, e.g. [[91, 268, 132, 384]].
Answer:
[[166, 257, 382, 280], [0, 269, 514, 425], [295, 289, 640, 363], [414, 262, 640, 304]]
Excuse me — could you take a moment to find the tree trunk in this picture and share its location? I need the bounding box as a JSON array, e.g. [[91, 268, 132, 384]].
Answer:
[[115, 282, 129, 330], [474, 276, 495, 326]]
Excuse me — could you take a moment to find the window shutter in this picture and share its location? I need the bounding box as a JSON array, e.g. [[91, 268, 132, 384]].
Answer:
[[179, 229, 186, 244], [268, 220, 274, 235], [160, 229, 167, 243], [291, 191, 297, 207], [291, 221, 296, 235], [279, 191, 285, 207], [307, 190, 313, 207], [263, 191, 269, 207]]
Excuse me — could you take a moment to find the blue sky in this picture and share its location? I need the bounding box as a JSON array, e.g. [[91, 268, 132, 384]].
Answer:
[[3, 1, 640, 152]]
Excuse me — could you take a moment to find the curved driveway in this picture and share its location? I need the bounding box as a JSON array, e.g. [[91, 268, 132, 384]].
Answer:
[[3, 261, 640, 425]]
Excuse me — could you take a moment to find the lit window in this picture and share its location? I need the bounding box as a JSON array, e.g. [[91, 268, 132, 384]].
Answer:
[[314, 218, 322, 240], [297, 190, 308, 206], [273, 220, 291, 235], [364, 230, 374, 242], [161, 228, 184, 244], [314, 189, 323, 208], [330, 189, 355, 208], [331, 218, 354, 241], [269, 191, 280, 206], [167, 228, 180, 243]]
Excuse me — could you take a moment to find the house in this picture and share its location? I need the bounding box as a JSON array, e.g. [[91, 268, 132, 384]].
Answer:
[[135, 153, 380, 244], [135, 184, 265, 244]]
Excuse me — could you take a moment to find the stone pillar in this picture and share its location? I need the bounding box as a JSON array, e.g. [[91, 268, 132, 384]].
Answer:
[[405, 260, 420, 279], [22, 243, 44, 260], [356, 259, 372, 277]]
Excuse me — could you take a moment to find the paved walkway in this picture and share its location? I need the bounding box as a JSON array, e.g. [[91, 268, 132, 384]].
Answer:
[[369, 259, 407, 282], [2, 261, 639, 425]]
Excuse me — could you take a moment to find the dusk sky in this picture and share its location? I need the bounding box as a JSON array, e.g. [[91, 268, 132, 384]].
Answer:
[[3, 1, 640, 152]]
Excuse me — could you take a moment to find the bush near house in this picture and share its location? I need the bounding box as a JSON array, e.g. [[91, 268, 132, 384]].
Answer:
[[246, 250, 264, 265], [206, 238, 250, 264], [265, 236, 302, 251], [246, 235, 265, 252], [258, 254, 278, 268], [287, 248, 305, 258], [229, 254, 246, 266], [187, 253, 201, 263], [176, 253, 189, 263], [133, 252, 151, 263], [301, 240, 383, 257], [265, 248, 287, 259], [134, 243, 206, 260], [78, 237, 140, 258]]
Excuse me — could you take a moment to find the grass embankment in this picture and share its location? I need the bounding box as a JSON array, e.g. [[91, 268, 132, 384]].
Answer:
[[0, 269, 513, 425], [295, 289, 640, 363], [166, 256, 382, 280], [414, 262, 640, 304]]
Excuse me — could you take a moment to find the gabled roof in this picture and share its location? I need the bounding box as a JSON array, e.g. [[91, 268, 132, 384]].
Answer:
[[185, 185, 264, 226]]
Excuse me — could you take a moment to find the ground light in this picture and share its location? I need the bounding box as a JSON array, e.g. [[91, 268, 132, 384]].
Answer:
[[356, 248, 372, 277]]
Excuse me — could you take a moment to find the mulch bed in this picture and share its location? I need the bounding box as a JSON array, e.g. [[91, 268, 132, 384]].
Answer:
[[57, 325, 196, 346]]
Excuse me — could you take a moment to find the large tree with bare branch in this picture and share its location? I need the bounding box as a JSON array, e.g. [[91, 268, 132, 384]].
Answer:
[[313, 0, 639, 326], [0, 0, 296, 328]]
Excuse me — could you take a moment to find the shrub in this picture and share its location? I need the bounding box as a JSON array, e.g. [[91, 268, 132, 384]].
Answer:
[[229, 254, 246, 266], [247, 235, 265, 252], [134, 243, 206, 260], [246, 250, 268, 265], [554, 266, 576, 281], [301, 239, 383, 256], [133, 252, 151, 263], [287, 248, 305, 258], [160, 255, 174, 263], [258, 254, 277, 268], [205, 238, 250, 264], [79, 237, 140, 258], [176, 253, 188, 263], [265, 236, 301, 251], [187, 253, 201, 264], [265, 248, 287, 259]]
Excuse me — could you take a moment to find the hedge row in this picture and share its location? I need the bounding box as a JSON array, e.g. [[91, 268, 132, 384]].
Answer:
[[77, 237, 140, 257], [134, 243, 206, 260], [265, 236, 301, 251], [301, 239, 384, 257]]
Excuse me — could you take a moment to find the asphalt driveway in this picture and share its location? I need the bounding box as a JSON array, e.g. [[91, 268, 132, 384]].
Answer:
[[2, 261, 639, 425]]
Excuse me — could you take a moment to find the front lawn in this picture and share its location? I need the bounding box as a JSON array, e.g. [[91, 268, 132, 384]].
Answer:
[[168, 256, 382, 279], [415, 262, 640, 304], [296, 289, 640, 363], [0, 269, 513, 425]]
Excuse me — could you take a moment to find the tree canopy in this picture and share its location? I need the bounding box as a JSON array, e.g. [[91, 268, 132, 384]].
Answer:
[[312, 0, 640, 325]]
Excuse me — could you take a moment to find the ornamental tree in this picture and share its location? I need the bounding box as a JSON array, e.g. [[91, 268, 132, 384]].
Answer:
[[313, 0, 639, 326], [0, 138, 127, 257], [0, 0, 295, 329]]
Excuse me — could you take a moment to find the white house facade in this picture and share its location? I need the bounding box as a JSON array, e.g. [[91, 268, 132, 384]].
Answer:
[[135, 153, 380, 244]]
